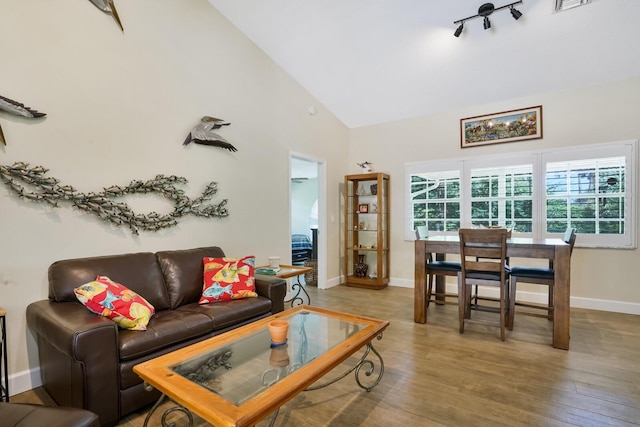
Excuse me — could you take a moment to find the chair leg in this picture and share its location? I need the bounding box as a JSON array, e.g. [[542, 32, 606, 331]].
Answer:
[[465, 280, 472, 319], [508, 276, 516, 330], [499, 282, 506, 341], [457, 272, 465, 334], [473, 284, 479, 308], [426, 273, 434, 308], [548, 286, 554, 320]]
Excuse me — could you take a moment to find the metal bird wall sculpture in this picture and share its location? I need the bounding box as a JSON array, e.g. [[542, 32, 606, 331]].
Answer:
[[183, 116, 237, 152], [0, 95, 47, 146], [89, 0, 124, 32]]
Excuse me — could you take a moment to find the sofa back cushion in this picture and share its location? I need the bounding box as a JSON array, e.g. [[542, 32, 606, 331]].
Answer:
[[156, 246, 226, 309], [48, 252, 171, 311]]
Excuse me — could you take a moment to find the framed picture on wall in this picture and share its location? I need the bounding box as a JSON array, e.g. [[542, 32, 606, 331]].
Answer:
[[358, 204, 369, 213], [460, 105, 543, 148]]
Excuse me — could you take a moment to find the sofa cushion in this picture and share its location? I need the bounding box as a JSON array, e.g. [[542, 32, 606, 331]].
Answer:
[[74, 276, 155, 331], [156, 246, 226, 309], [48, 252, 171, 311], [199, 256, 257, 304], [118, 309, 213, 361], [180, 297, 273, 330]]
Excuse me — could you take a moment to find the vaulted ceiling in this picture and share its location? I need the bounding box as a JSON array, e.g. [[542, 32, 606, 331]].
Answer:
[[208, 1, 640, 128]]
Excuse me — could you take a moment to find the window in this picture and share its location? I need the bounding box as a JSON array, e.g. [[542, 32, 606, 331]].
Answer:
[[470, 165, 533, 232], [405, 140, 637, 248], [410, 170, 460, 232]]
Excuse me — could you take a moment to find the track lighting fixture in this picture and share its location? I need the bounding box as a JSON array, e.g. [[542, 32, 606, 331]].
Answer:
[[453, 1, 523, 37], [510, 5, 523, 20], [454, 23, 464, 37]]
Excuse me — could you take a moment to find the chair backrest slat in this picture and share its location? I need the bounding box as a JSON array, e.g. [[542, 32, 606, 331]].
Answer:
[[458, 228, 508, 278]]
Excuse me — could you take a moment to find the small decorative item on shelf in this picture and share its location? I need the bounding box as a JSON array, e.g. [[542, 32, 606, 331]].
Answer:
[[358, 203, 369, 213], [358, 221, 366, 229], [354, 254, 368, 278], [357, 161, 372, 173], [370, 202, 378, 213], [268, 320, 289, 346], [370, 184, 377, 195]]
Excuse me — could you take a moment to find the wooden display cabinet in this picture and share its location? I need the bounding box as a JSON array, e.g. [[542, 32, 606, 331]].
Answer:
[[343, 173, 389, 289]]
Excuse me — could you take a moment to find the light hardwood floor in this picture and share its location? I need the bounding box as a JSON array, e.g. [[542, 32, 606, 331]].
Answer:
[[13, 285, 640, 426]]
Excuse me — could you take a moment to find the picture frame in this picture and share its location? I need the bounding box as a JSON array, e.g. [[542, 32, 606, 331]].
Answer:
[[460, 105, 542, 148], [358, 204, 369, 213]]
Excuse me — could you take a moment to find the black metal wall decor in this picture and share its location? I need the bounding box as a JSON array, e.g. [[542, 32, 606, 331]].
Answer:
[[0, 162, 229, 234], [89, 0, 124, 32], [0, 95, 47, 146], [184, 116, 237, 152]]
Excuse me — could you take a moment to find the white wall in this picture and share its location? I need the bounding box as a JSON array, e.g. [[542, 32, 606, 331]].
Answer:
[[291, 178, 318, 236], [0, 0, 349, 394], [350, 76, 640, 312]]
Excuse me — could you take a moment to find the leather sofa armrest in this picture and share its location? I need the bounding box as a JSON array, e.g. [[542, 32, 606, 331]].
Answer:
[[26, 300, 120, 425], [27, 301, 117, 357], [254, 276, 287, 314]]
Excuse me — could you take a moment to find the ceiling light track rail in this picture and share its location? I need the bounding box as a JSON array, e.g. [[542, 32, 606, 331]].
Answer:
[[453, 1, 523, 37]]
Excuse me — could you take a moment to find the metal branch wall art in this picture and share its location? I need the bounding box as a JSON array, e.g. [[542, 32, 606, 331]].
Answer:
[[89, 0, 124, 32], [183, 116, 237, 152], [0, 95, 46, 146], [0, 162, 229, 234]]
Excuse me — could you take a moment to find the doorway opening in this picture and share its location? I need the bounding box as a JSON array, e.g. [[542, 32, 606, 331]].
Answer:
[[290, 154, 326, 290]]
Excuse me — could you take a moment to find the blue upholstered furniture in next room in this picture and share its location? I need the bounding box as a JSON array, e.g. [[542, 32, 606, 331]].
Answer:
[[292, 233, 314, 264]]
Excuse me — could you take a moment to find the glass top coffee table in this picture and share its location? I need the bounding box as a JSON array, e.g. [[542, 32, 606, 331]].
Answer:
[[133, 305, 389, 427]]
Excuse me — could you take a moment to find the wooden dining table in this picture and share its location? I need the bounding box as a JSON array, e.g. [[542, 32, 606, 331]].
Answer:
[[414, 235, 572, 350]]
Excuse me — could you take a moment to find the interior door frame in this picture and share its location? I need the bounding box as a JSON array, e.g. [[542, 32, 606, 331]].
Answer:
[[289, 152, 327, 290]]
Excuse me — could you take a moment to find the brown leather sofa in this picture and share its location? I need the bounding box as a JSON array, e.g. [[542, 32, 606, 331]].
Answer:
[[26, 246, 287, 427], [1, 402, 99, 427]]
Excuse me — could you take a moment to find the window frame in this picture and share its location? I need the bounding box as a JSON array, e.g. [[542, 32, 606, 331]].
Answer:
[[404, 140, 637, 249]]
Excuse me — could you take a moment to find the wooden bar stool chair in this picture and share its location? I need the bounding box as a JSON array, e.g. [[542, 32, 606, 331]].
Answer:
[[508, 228, 576, 328], [415, 226, 461, 312], [458, 228, 510, 341]]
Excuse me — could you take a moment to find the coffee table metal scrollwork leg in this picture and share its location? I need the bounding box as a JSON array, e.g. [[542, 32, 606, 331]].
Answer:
[[305, 333, 385, 392], [264, 334, 384, 426], [284, 276, 311, 307], [142, 383, 194, 427]]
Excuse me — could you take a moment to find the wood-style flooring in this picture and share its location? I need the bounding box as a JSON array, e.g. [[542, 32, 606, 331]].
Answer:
[[12, 285, 640, 426]]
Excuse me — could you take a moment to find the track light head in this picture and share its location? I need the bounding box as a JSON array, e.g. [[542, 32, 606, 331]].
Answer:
[[510, 6, 523, 20], [454, 23, 464, 37], [483, 16, 491, 30]]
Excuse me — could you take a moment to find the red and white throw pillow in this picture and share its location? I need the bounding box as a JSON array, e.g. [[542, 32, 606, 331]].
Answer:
[[74, 275, 155, 331], [199, 256, 258, 304]]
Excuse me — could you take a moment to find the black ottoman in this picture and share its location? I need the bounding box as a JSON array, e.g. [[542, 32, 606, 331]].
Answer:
[[1, 402, 99, 427]]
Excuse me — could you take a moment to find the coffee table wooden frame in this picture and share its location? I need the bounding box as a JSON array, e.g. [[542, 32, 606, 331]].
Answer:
[[133, 305, 389, 427]]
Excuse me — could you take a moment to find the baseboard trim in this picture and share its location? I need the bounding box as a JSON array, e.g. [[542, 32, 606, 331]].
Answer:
[[389, 278, 640, 315], [9, 367, 41, 397]]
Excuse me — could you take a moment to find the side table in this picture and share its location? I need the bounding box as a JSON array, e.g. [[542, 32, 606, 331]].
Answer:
[[256, 265, 312, 307], [0, 308, 8, 402]]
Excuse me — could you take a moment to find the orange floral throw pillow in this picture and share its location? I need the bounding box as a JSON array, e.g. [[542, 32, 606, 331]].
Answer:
[[74, 275, 155, 331], [199, 256, 258, 304]]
